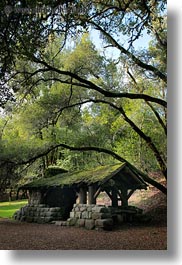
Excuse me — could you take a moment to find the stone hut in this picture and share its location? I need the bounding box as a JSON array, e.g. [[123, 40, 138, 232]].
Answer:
[[14, 163, 148, 227]]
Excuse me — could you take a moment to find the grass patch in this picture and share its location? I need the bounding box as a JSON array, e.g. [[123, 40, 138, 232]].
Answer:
[[0, 200, 28, 219]]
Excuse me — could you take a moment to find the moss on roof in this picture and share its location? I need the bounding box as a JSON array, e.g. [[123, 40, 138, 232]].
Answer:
[[22, 163, 125, 189]]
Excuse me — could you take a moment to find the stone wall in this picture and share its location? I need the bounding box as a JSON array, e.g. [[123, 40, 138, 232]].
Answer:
[[13, 204, 64, 223], [55, 204, 144, 230], [14, 202, 144, 228], [58, 204, 113, 230]]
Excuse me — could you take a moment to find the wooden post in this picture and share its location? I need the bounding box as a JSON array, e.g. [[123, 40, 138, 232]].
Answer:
[[88, 185, 96, 204], [127, 189, 136, 200], [120, 187, 128, 206], [78, 186, 87, 204], [111, 188, 118, 207]]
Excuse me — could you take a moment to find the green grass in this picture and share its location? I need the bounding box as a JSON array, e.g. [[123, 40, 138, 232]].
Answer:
[[0, 200, 28, 219]]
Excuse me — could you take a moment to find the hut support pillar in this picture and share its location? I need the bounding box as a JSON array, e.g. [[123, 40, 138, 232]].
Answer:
[[111, 188, 118, 207], [88, 185, 96, 204], [127, 189, 135, 200], [78, 186, 87, 204], [120, 187, 128, 206]]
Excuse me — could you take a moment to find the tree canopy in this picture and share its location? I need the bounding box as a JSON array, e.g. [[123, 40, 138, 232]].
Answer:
[[0, 0, 167, 195]]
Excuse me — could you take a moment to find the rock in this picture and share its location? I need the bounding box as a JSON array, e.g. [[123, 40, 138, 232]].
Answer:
[[26, 217, 34, 223], [37, 217, 47, 224], [91, 212, 111, 220], [67, 218, 78, 226], [92, 206, 109, 213], [81, 211, 89, 219], [87, 206, 93, 212], [80, 206, 87, 212], [69, 211, 75, 218], [55, 221, 67, 226], [116, 214, 124, 224], [85, 219, 95, 230], [95, 218, 113, 230], [44, 217, 53, 223], [77, 219, 85, 227], [75, 211, 82, 218]]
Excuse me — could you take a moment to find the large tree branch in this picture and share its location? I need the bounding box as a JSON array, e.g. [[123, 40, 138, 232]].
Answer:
[[126, 68, 167, 135], [145, 101, 167, 135], [31, 96, 166, 178], [89, 99, 167, 179], [87, 20, 167, 83], [20, 63, 167, 107], [17, 143, 167, 194]]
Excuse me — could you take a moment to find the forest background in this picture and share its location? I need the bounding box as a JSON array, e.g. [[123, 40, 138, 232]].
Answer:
[[0, 0, 167, 197]]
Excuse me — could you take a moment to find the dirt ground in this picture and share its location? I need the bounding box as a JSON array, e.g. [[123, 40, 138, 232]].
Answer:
[[0, 219, 167, 250], [0, 184, 167, 250]]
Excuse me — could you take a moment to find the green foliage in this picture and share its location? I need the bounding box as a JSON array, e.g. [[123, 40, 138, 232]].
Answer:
[[0, 1, 167, 192]]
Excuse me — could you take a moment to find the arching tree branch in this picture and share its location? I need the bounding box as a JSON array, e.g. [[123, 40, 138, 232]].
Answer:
[[17, 143, 167, 194], [19, 61, 167, 107], [86, 20, 167, 83]]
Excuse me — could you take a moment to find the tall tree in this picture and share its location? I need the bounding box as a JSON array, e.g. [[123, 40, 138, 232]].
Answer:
[[0, 0, 167, 194]]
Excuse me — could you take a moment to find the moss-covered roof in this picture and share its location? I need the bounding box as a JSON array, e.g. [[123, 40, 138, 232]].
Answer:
[[21, 163, 125, 189], [21, 163, 147, 190]]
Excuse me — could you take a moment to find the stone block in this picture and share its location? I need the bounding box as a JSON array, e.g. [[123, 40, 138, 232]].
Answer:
[[49, 207, 58, 212], [87, 206, 93, 212], [55, 221, 67, 226], [75, 211, 82, 218], [29, 210, 34, 216], [37, 217, 46, 224], [45, 212, 53, 217], [116, 214, 124, 224], [88, 212, 92, 219], [51, 212, 58, 218], [33, 212, 38, 217], [92, 206, 109, 213], [81, 211, 89, 219], [67, 218, 78, 226], [54, 207, 62, 211], [31, 208, 37, 213], [85, 219, 95, 230], [26, 217, 34, 223], [70, 211, 75, 218], [20, 216, 26, 222], [39, 204, 46, 208], [91, 212, 102, 220], [40, 212, 46, 217], [79, 204, 87, 207], [80, 206, 87, 212], [95, 218, 113, 230], [92, 212, 111, 220], [77, 219, 85, 227], [44, 217, 52, 223]]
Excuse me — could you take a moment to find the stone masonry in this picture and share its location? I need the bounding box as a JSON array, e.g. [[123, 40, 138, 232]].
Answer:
[[14, 202, 144, 228], [55, 204, 144, 230], [13, 204, 64, 223], [56, 204, 114, 230]]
